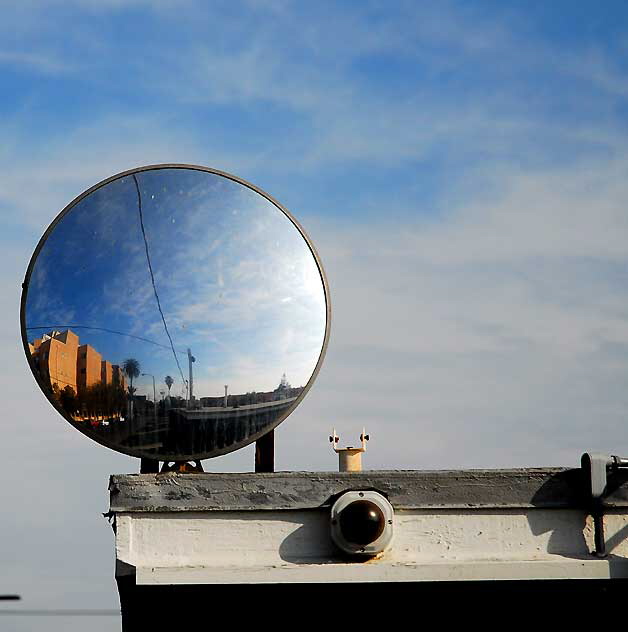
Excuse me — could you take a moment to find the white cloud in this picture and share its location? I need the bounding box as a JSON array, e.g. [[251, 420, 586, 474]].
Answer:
[[0, 113, 256, 233], [0, 49, 75, 74]]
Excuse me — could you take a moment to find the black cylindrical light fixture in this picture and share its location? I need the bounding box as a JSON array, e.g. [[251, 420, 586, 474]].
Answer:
[[331, 491, 393, 556]]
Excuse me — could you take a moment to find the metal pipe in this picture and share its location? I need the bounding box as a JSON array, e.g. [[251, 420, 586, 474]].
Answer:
[[593, 511, 607, 557], [338, 449, 363, 472]]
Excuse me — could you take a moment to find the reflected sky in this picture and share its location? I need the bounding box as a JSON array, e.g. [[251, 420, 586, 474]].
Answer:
[[25, 168, 327, 403]]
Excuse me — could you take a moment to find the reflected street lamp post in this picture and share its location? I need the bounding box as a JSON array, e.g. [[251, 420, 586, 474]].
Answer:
[[141, 373, 157, 425], [187, 348, 195, 409]]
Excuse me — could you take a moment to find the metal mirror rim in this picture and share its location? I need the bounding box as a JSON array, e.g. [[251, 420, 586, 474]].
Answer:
[[19, 163, 332, 461]]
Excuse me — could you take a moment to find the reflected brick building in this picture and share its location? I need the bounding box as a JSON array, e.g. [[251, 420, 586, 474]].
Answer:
[[101, 360, 113, 386], [29, 329, 125, 394], [78, 343, 103, 392]]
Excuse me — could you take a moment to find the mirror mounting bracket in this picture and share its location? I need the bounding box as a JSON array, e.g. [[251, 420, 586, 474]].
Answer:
[[139, 458, 159, 474], [138, 430, 276, 474], [160, 461, 204, 473]]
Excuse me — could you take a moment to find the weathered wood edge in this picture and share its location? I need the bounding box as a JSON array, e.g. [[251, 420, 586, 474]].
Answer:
[[108, 468, 628, 512]]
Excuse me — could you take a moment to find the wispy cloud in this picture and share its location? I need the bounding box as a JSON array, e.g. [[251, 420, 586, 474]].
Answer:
[[278, 150, 628, 470], [0, 49, 75, 74]]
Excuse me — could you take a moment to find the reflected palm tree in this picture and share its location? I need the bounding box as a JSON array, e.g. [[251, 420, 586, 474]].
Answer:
[[165, 375, 173, 398], [122, 358, 140, 419]]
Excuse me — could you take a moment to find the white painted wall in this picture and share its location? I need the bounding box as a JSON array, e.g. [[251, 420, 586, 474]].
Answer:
[[114, 507, 628, 584]]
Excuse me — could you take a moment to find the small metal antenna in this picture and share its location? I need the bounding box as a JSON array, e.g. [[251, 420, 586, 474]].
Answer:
[[329, 428, 369, 472]]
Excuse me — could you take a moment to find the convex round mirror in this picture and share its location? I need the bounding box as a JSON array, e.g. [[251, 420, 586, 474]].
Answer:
[[21, 165, 330, 460]]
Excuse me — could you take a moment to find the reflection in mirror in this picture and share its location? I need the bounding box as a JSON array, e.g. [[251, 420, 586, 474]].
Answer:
[[23, 167, 328, 460]]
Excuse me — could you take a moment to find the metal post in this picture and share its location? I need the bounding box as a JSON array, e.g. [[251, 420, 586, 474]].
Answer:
[[140, 458, 159, 473], [593, 509, 607, 557], [338, 450, 363, 472], [255, 429, 274, 472]]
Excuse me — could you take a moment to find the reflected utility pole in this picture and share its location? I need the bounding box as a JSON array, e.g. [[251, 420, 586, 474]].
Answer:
[[187, 348, 195, 408], [141, 373, 157, 425]]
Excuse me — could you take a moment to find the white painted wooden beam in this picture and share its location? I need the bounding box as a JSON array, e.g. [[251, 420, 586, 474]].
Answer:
[[109, 469, 628, 585]]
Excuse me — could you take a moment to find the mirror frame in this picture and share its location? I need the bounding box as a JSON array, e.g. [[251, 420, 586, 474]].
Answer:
[[20, 164, 331, 461]]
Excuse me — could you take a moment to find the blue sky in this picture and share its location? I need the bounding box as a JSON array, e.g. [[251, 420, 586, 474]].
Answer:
[[2, 1, 628, 627], [3, 0, 628, 233]]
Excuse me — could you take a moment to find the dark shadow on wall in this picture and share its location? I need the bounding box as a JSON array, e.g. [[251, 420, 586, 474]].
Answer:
[[527, 468, 589, 559], [277, 511, 341, 564], [602, 469, 628, 557]]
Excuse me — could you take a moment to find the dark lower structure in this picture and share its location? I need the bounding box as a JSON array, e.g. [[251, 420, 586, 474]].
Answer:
[[108, 468, 628, 628]]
